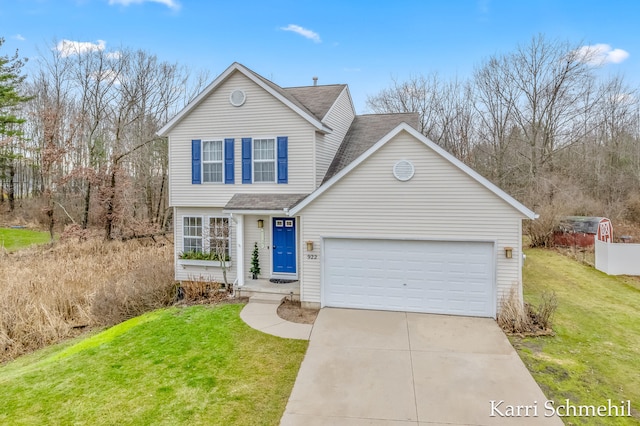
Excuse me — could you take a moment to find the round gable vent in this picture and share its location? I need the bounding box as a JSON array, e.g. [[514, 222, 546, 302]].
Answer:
[[229, 89, 246, 107], [393, 160, 415, 181]]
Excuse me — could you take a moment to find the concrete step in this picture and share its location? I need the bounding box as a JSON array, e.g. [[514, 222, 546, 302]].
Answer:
[[249, 293, 286, 305]]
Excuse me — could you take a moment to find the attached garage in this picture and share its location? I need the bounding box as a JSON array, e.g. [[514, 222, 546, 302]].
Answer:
[[323, 238, 495, 317], [290, 124, 538, 315]]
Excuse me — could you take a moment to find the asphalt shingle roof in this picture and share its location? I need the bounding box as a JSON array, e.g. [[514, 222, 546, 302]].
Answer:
[[244, 67, 343, 123], [284, 85, 347, 121], [224, 193, 309, 211], [322, 113, 420, 183]]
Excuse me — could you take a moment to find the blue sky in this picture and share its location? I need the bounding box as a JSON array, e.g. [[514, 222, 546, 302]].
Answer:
[[2, 0, 639, 113]]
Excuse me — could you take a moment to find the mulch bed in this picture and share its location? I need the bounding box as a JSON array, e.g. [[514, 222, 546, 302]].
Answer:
[[276, 299, 319, 324]]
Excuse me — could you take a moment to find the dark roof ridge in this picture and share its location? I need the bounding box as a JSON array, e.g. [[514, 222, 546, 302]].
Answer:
[[284, 83, 346, 89]]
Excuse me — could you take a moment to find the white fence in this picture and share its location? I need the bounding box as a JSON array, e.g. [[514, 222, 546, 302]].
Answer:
[[595, 239, 640, 275]]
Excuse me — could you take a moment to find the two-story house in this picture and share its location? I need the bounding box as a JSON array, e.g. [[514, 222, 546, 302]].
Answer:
[[158, 62, 536, 318]]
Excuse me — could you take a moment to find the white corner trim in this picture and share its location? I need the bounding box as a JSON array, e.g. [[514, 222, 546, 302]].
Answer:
[[289, 122, 537, 219]]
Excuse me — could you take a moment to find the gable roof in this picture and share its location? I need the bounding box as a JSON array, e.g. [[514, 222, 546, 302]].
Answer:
[[323, 113, 420, 183], [290, 122, 537, 219], [284, 85, 347, 121], [157, 62, 334, 136]]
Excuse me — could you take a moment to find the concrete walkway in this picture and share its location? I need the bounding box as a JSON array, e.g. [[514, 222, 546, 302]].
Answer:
[[281, 308, 562, 425], [239, 294, 313, 340]]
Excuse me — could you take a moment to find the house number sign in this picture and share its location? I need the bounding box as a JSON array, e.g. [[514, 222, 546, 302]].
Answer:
[[307, 254, 318, 260]]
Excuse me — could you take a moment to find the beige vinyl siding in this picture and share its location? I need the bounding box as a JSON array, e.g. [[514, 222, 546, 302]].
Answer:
[[242, 214, 272, 281], [315, 87, 355, 186], [168, 71, 317, 207], [174, 207, 238, 283], [299, 130, 526, 306]]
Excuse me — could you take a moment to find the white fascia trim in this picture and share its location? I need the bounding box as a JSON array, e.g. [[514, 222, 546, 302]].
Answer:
[[289, 122, 537, 220], [322, 85, 355, 122], [223, 209, 285, 215], [158, 62, 330, 136]]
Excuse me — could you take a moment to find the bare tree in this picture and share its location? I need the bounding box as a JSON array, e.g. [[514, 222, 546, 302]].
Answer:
[[366, 73, 477, 158], [506, 35, 598, 181], [209, 217, 231, 288]]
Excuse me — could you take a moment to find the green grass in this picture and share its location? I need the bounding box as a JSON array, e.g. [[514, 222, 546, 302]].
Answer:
[[513, 249, 640, 424], [0, 304, 308, 425], [0, 227, 51, 251]]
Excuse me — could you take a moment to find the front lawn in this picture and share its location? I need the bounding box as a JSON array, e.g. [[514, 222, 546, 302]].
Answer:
[[0, 227, 50, 251], [0, 304, 308, 425], [513, 249, 640, 424]]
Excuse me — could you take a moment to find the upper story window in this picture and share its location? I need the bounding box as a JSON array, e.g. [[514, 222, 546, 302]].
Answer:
[[191, 138, 234, 185], [236, 136, 287, 184], [253, 138, 276, 182], [203, 140, 223, 183]]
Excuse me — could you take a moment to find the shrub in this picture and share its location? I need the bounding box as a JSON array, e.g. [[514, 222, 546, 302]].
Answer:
[[498, 286, 557, 335], [179, 250, 230, 262], [178, 276, 227, 303]]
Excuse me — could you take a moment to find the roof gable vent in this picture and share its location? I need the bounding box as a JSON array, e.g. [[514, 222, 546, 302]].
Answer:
[[230, 89, 246, 107], [393, 160, 415, 181]]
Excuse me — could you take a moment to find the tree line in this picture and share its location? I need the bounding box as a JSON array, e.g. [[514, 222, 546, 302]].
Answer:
[[2, 35, 639, 242], [367, 35, 640, 244], [0, 38, 210, 239]]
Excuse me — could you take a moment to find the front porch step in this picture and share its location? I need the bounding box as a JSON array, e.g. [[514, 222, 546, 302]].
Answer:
[[249, 293, 286, 305]]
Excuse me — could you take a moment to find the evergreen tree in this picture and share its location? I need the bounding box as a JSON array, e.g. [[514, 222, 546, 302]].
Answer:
[[250, 242, 261, 279], [0, 38, 31, 210]]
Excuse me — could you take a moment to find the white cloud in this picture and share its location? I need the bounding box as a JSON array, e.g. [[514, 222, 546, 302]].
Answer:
[[13, 34, 26, 41], [280, 24, 321, 43], [106, 51, 122, 60], [574, 43, 630, 66], [55, 39, 106, 57], [93, 69, 121, 86], [108, 0, 181, 10]]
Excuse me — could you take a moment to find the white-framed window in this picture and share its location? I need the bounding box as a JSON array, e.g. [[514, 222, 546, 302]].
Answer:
[[209, 217, 230, 261], [181, 215, 231, 261], [183, 216, 203, 253], [202, 140, 223, 183], [253, 138, 276, 182]]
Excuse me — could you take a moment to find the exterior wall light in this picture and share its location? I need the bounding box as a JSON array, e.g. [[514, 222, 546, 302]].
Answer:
[[505, 247, 513, 259], [306, 241, 314, 251], [257, 219, 264, 229]]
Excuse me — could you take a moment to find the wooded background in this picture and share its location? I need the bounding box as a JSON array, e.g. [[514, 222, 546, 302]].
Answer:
[[2, 35, 640, 242]]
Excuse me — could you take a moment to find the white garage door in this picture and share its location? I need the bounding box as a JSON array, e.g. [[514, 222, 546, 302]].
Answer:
[[323, 238, 495, 317]]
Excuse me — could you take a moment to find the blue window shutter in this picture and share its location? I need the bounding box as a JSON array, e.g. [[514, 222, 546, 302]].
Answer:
[[277, 136, 288, 184], [191, 139, 201, 184], [242, 138, 252, 184], [224, 138, 234, 184]]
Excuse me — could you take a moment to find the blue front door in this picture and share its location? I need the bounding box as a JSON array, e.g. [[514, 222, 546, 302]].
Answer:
[[273, 217, 296, 274]]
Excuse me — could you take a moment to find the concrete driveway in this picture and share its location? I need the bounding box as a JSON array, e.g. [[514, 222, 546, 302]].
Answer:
[[281, 308, 562, 425]]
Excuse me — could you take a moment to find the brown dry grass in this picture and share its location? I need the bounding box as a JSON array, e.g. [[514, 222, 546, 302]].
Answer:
[[0, 236, 176, 363]]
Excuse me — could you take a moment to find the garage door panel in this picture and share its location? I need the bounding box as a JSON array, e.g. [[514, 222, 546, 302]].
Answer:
[[323, 239, 494, 317]]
